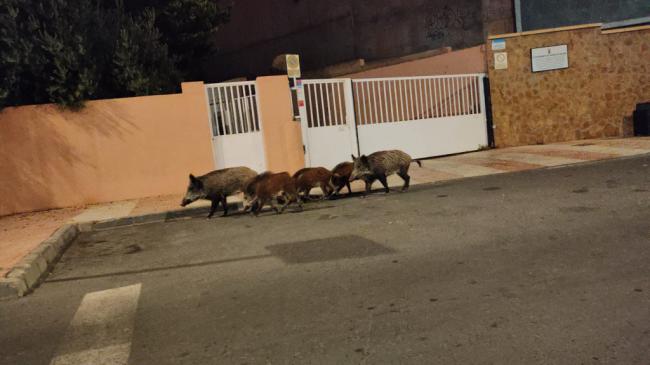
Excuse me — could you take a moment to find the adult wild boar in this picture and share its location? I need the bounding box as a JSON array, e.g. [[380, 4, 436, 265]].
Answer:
[[350, 150, 421, 195], [181, 167, 257, 218]]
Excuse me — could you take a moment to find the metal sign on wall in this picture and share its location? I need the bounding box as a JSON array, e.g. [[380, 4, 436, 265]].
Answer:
[[494, 52, 508, 70], [286, 54, 301, 78], [531, 45, 569, 72]]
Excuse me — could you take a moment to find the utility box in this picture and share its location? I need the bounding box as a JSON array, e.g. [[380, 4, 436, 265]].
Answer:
[[633, 103, 650, 136]]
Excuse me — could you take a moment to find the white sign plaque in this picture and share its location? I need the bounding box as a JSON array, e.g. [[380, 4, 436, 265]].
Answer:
[[531, 45, 568, 72], [494, 52, 508, 70]]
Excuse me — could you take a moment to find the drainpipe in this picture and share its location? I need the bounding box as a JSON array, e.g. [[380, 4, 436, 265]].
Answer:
[[514, 0, 523, 32]]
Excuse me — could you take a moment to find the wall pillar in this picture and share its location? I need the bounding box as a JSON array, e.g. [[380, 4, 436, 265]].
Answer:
[[255, 76, 305, 174]]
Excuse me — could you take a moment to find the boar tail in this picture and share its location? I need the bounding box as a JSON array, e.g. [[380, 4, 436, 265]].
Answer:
[[414, 159, 422, 168]]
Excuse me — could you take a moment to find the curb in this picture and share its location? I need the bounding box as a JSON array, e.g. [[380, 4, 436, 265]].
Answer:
[[1, 224, 79, 299], [83, 202, 242, 232], [0, 202, 242, 299]]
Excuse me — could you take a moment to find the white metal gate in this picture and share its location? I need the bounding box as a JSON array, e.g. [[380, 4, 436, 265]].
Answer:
[[205, 81, 266, 172], [298, 74, 488, 165], [352, 74, 488, 159], [297, 79, 358, 169]]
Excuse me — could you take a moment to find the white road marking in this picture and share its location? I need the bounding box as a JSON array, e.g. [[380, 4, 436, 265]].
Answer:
[[50, 284, 141, 365]]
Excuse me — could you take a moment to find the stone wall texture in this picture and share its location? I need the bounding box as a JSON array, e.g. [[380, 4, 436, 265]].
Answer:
[[488, 25, 650, 147]]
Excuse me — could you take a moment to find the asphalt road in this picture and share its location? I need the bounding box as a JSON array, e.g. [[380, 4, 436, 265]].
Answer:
[[1, 155, 649, 365]]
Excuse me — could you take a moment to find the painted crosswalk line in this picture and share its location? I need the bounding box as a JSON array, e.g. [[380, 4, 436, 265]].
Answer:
[[50, 284, 141, 365]]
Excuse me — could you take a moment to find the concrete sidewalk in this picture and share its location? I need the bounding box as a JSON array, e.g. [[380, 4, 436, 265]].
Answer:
[[2, 136, 650, 278]]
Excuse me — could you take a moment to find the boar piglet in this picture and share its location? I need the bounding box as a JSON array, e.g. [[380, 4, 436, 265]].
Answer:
[[244, 172, 303, 216], [293, 167, 335, 200], [330, 161, 354, 197]]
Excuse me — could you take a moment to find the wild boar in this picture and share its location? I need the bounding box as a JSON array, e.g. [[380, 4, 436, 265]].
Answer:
[[181, 167, 257, 218], [293, 167, 335, 200], [330, 161, 354, 196], [244, 172, 303, 216], [350, 150, 421, 195]]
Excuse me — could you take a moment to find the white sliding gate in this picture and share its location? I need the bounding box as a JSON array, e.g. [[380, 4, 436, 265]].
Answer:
[[205, 81, 266, 172], [297, 79, 359, 169], [298, 74, 488, 166], [352, 74, 488, 159]]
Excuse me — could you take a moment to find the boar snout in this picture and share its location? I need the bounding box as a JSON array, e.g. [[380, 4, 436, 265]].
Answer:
[[180, 198, 192, 207]]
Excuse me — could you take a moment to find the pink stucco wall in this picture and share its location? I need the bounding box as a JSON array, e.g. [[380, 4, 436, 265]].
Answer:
[[344, 45, 487, 79], [0, 82, 214, 216], [256, 76, 306, 175]]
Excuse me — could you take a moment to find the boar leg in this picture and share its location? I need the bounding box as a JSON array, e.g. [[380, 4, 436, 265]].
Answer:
[[220, 196, 229, 216], [207, 199, 220, 219], [270, 199, 280, 214], [254, 198, 268, 216], [377, 175, 390, 194], [398, 171, 411, 191], [243, 197, 257, 213], [277, 193, 292, 214], [324, 181, 336, 198], [362, 179, 374, 197], [346, 182, 352, 194], [318, 184, 329, 200]]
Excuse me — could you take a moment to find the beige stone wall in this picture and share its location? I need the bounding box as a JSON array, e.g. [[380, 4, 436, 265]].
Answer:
[[487, 25, 650, 147]]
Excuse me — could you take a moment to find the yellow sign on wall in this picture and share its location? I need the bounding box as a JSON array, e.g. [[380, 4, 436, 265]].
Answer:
[[286, 54, 301, 78]]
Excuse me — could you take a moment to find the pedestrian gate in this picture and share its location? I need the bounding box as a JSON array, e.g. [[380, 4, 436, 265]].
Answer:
[[297, 79, 358, 169], [297, 74, 488, 166], [205, 81, 267, 172]]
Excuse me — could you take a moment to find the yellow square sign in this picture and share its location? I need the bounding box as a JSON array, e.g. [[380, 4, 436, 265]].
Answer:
[[286, 54, 301, 78]]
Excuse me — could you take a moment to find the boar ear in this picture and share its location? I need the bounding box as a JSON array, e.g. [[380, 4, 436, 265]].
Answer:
[[351, 154, 357, 161], [189, 174, 202, 187], [360, 155, 369, 164]]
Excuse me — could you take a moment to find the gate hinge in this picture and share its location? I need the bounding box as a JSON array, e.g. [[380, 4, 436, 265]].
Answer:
[[302, 145, 306, 154]]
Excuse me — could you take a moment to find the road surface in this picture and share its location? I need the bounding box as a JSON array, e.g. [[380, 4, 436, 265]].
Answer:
[[1, 155, 649, 364]]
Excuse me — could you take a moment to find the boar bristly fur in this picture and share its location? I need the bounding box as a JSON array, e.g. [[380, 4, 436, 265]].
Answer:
[[181, 167, 257, 218], [330, 162, 354, 196], [350, 150, 421, 195], [293, 167, 335, 200], [244, 172, 303, 216]]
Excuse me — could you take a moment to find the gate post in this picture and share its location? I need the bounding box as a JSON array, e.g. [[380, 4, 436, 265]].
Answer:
[[256, 76, 305, 174], [343, 79, 360, 156], [296, 79, 311, 167]]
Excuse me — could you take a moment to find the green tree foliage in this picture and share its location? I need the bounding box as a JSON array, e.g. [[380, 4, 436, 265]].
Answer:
[[157, 0, 230, 79], [0, 0, 229, 109]]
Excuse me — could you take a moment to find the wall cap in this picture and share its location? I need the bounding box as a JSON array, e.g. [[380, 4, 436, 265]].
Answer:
[[601, 24, 650, 35], [488, 23, 602, 40]]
